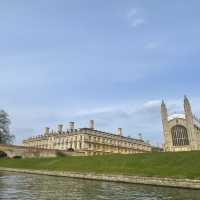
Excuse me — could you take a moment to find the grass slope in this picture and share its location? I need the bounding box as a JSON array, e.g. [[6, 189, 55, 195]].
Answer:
[[0, 151, 200, 179]]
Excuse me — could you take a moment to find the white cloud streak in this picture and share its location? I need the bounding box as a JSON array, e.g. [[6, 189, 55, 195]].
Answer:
[[10, 96, 200, 147], [131, 18, 145, 27], [127, 8, 145, 28], [145, 42, 160, 49]]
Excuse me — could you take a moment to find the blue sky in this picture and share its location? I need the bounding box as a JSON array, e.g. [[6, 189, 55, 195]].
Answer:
[[1, 0, 200, 145]]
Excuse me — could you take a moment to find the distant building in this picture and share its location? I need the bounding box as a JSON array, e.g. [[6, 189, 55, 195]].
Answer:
[[161, 96, 200, 152], [23, 120, 152, 155]]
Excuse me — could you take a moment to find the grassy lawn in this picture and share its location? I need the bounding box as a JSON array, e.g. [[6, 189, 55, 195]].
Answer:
[[0, 151, 200, 179]]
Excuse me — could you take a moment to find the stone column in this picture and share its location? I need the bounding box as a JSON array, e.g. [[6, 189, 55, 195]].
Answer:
[[89, 120, 95, 129], [69, 122, 75, 130], [117, 128, 123, 136], [57, 124, 63, 133], [44, 127, 50, 135]]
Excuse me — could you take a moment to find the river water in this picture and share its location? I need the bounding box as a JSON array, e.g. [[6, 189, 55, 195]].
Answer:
[[0, 172, 200, 200]]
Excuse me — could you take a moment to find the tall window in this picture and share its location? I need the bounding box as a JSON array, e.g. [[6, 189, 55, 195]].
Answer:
[[171, 125, 189, 146]]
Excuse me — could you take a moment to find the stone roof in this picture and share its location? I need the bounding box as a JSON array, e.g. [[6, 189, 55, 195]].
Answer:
[[168, 113, 185, 121]]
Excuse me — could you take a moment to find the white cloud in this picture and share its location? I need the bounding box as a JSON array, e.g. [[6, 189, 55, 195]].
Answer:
[[145, 42, 160, 49], [127, 8, 146, 28], [131, 18, 145, 27], [10, 96, 200, 146], [71, 100, 163, 145], [10, 99, 163, 145], [127, 8, 137, 18], [75, 106, 119, 116], [143, 100, 161, 108]]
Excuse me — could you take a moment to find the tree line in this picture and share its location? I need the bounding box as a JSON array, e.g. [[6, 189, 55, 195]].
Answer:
[[0, 110, 14, 144]]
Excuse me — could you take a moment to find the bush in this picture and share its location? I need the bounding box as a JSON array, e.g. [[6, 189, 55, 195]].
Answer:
[[56, 151, 66, 157], [0, 151, 7, 158], [12, 155, 22, 159]]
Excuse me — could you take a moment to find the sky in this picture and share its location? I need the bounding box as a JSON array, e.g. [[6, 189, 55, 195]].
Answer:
[[0, 0, 200, 145]]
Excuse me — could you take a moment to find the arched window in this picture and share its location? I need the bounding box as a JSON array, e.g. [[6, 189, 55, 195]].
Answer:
[[171, 125, 189, 146]]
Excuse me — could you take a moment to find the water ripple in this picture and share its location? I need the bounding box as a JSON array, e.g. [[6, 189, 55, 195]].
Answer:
[[0, 172, 199, 200]]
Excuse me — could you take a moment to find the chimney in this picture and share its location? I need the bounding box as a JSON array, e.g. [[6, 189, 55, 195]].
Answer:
[[69, 121, 75, 130], [57, 124, 63, 133], [89, 120, 95, 130], [44, 127, 50, 135], [138, 133, 143, 140], [117, 128, 123, 136]]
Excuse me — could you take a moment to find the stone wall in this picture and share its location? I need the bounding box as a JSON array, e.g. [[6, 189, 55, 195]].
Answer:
[[0, 167, 200, 189]]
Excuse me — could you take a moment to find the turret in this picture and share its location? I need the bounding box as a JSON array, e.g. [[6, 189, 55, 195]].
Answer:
[[184, 95, 193, 121], [161, 100, 171, 151], [161, 100, 168, 124], [184, 96, 196, 149]]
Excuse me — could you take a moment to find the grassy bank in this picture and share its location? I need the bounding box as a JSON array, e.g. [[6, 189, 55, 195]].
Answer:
[[0, 151, 200, 179]]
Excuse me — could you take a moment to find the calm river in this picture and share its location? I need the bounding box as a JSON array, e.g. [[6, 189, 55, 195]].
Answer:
[[0, 171, 200, 200]]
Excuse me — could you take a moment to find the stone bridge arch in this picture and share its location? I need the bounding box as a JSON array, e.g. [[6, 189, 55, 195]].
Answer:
[[0, 144, 84, 158], [0, 144, 23, 158], [0, 150, 8, 158]]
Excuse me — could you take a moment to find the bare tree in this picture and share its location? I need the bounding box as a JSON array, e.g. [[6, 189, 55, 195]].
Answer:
[[0, 110, 14, 144]]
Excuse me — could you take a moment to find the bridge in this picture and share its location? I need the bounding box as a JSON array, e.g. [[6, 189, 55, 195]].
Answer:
[[0, 144, 84, 158]]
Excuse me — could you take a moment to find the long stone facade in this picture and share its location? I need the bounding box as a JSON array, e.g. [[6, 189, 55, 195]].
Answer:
[[23, 120, 152, 155], [161, 96, 200, 152]]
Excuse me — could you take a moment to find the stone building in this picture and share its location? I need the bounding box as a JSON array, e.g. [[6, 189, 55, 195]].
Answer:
[[161, 96, 200, 152], [23, 120, 152, 155]]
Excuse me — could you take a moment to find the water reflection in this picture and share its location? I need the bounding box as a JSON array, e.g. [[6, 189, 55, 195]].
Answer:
[[0, 172, 200, 200]]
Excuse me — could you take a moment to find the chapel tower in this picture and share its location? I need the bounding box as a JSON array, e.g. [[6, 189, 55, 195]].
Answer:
[[161, 96, 200, 152]]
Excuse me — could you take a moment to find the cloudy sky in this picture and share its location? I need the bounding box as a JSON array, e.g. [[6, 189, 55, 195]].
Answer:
[[1, 0, 200, 145]]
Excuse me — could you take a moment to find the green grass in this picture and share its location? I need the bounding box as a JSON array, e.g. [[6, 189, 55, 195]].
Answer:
[[0, 151, 200, 179]]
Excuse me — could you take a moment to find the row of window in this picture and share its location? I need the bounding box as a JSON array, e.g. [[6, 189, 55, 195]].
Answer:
[[88, 135, 142, 148], [88, 143, 146, 151], [26, 141, 150, 151], [29, 142, 82, 150], [48, 135, 84, 142], [25, 136, 148, 149]]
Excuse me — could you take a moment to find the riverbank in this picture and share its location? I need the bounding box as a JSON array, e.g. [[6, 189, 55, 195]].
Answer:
[[1, 152, 200, 178], [1, 151, 200, 189], [1, 167, 200, 189]]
